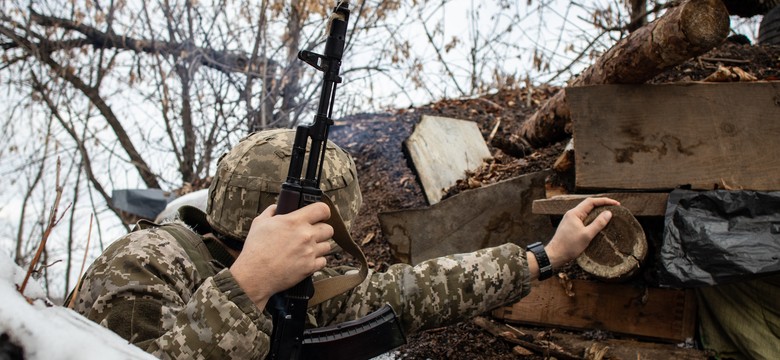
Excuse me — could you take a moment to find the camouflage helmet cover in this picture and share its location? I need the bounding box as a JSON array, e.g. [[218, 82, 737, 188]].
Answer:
[[207, 129, 362, 241]]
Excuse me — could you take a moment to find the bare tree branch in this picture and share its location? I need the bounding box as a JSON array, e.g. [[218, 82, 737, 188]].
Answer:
[[27, 9, 279, 75]]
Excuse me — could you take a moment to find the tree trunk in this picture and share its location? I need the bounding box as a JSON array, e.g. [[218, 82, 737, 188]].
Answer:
[[280, 0, 305, 127], [516, 0, 729, 149], [627, 0, 648, 33]]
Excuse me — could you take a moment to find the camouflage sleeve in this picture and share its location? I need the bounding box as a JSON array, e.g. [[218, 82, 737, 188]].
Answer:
[[71, 228, 272, 359], [312, 242, 531, 334]]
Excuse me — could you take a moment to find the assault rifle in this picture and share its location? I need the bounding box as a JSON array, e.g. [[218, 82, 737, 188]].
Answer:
[[267, 2, 406, 359]]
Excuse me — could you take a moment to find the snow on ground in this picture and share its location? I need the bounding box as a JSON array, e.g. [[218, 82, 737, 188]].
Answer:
[[0, 255, 155, 359]]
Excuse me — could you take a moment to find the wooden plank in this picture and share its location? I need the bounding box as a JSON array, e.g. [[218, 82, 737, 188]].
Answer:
[[404, 115, 492, 204], [569, 82, 780, 191], [493, 279, 697, 343], [379, 172, 554, 265], [532, 192, 669, 216]]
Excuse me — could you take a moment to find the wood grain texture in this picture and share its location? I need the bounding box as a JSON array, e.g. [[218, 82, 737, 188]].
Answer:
[[517, 0, 730, 148], [577, 205, 647, 281], [380, 172, 554, 265], [570, 82, 780, 191], [533, 192, 669, 216], [493, 279, 697, 342], [404, 115, 492, 204]]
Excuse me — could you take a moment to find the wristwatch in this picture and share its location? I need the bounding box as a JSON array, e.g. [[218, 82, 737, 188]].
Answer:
[[526, 242, 553, 281]]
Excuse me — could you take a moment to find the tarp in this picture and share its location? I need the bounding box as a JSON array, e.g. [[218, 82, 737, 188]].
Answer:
[[112, 189, 175, 220], [659, 189, 780, 287]]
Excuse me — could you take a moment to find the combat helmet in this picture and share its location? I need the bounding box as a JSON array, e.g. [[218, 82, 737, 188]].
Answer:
[[207, 128, 362, 242]]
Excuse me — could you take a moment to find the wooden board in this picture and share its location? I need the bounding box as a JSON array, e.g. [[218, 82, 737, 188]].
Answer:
[[532, 192, 669, 216], [493, 279, 697, 343], [379, 172, 554, 265], [404, 115, 492, 204], [569, 82, 780, 191]]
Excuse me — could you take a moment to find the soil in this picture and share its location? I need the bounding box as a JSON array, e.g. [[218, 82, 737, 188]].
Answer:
[[327, 41, 780, 359]]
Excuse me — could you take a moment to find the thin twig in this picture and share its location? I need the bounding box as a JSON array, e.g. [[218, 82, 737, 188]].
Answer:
[[487, 118, 501, 143], [67, 214, 93, 309], [20, 157, 68, 294], [699, 57, 750, 65]]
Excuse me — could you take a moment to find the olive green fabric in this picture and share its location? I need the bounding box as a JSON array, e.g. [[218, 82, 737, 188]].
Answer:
[[696, 275, 780, 360], [207, 129, 361, 242], [71, 224, 270, 359]]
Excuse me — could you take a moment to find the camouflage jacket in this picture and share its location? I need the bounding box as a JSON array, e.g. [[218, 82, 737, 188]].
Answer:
[[71, 222, 532, 359]]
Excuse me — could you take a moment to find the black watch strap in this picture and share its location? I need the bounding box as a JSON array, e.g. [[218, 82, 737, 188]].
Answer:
[[527, 242, 553, 281]]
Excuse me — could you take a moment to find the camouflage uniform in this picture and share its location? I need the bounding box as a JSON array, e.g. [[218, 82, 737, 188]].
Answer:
[[71, 130, 533, 359]]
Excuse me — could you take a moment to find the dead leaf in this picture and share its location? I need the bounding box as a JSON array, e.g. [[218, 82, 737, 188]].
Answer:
[[704, 65, 757, 82], [718, 178, 743, 191], [512, 345, 534, 356], [537, 339, 566, 353], [361, 232, 375, 246], [557, 272, 575, 297], [584, 344, 610, 360]]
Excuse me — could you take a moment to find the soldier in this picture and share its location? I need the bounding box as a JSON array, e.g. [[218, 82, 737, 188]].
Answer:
[[70, 129, 618, 359]]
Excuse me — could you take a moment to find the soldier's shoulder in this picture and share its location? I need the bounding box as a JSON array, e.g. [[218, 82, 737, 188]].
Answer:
[[100, 222, 198, 265]]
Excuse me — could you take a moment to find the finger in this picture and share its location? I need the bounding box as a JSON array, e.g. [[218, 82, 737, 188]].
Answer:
[[587, 197, 621, 208], [260, 204, 277, 217], [301, 202, 331, 224], [251, 205, 277, 227], [312, 223, 335, 242], [583, 210, 613, 239], [315, 241, 332, 256], [571, 197, 620, 218], [313, 256, 328, 272]]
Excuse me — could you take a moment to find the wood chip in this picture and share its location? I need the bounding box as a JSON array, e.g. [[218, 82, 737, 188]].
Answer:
[[513, 345, 534, 356], [361, 232, 375, 246]]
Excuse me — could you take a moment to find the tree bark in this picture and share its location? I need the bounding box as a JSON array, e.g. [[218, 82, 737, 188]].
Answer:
[[627, 0, 648, 33], [516, 0, 729, 149]]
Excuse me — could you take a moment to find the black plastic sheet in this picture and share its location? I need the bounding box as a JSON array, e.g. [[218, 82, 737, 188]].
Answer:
[[659, 189, 780, 287]]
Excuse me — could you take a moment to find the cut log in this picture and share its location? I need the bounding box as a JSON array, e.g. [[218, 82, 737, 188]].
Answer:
[[515, 0, 729, 149], [577, 205, 647, 282]]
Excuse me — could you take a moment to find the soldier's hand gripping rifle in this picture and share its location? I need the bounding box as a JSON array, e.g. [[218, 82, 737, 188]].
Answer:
[[267, 2, 405, 359]]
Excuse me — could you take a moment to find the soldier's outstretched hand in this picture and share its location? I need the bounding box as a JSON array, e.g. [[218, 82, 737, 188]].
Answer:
[[543, 197, 620, 269], [230, 202, 334, 309]]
